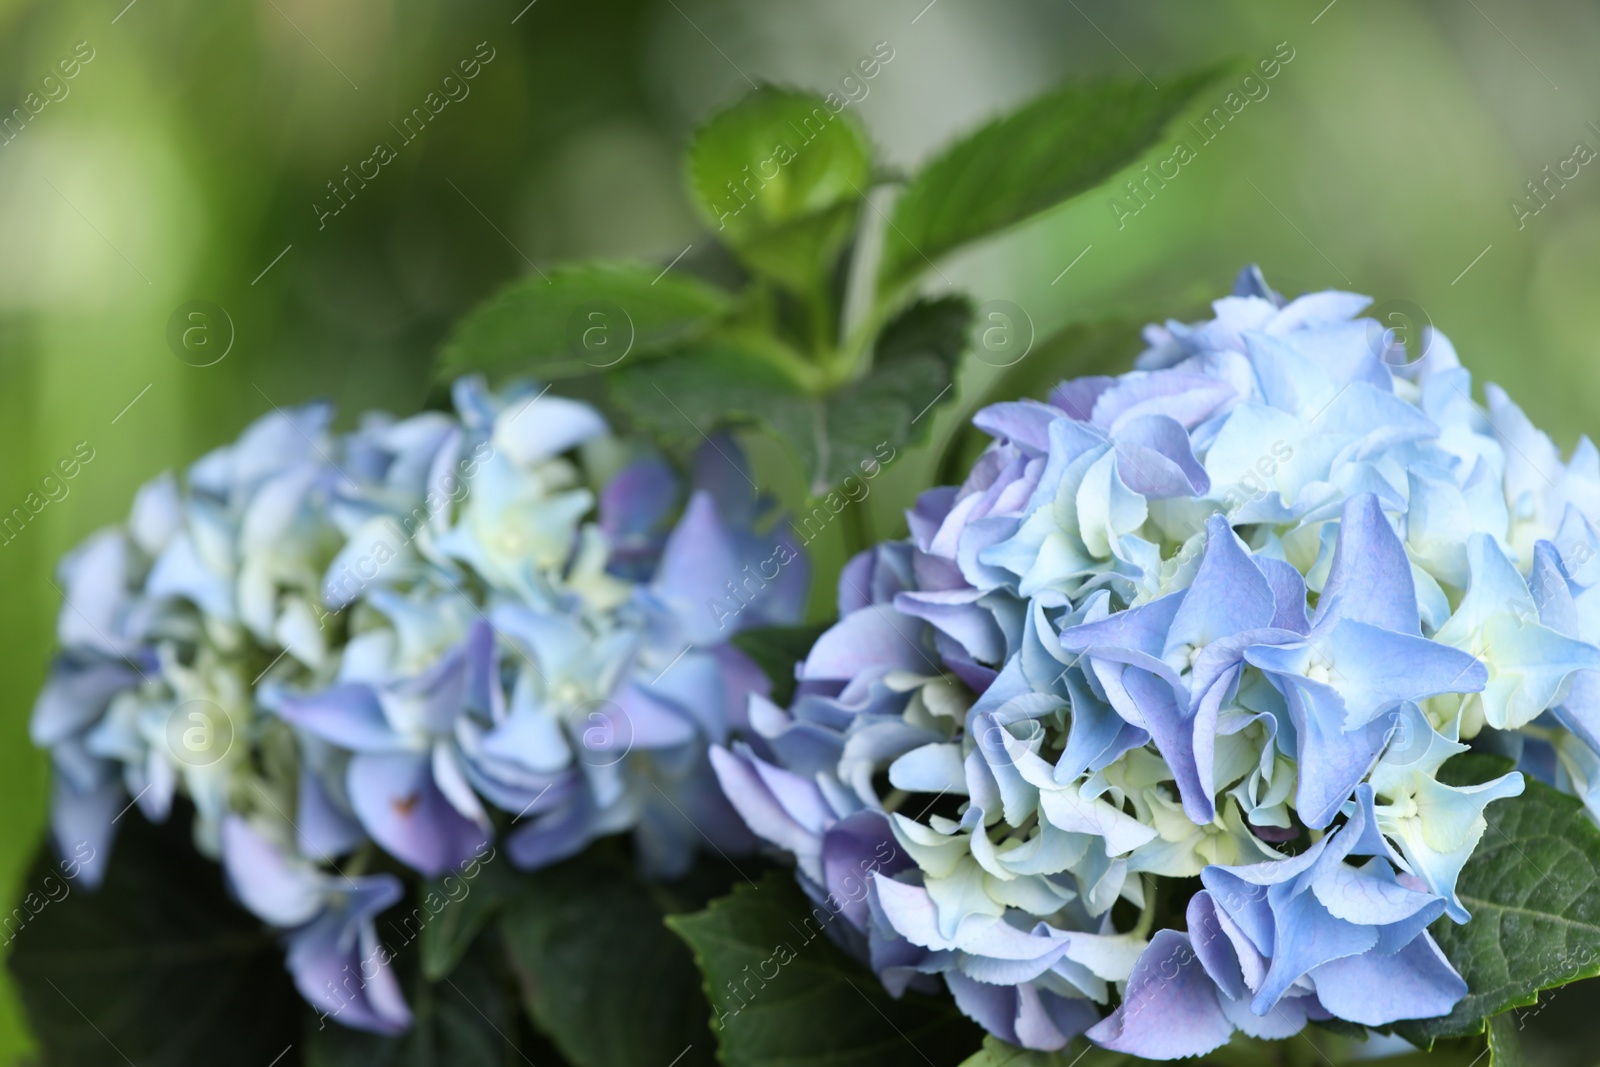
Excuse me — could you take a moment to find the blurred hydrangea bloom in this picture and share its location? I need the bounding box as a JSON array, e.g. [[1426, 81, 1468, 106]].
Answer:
[[713, 267, 1600, 1058], [32, 376, 805, 1032]]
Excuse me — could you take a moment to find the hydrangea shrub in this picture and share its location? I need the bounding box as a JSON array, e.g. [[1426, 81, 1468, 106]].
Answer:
[[20, 58, 1600, 1067]]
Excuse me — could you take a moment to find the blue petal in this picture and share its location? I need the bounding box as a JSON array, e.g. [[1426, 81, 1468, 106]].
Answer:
[[1056, 666, 1149, 782], [1314, 493, 1421, 635], [1308, 934, 1466, 1025], [1317, 619, 1487, 729], [492, 393, 607, 465], [503, 791, 604, 871], [220, 816, 324, 927], [296, 769, 366, 858], [1164, 515, 1277, 654], [1250, 880, 1377, 1013], [1060, 592, 1182, 660], [48, 774, 121, 891], [1243, 649, 1382, 829], [1257, 556, 1311, 633], [30, 656, 140, 748]]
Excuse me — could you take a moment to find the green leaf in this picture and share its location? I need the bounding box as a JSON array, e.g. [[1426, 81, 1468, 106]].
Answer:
[[498, 851, 716, 1067], [1395, 755, 1600, 1044], [418, 850, 525, 982], [957, 1036, 1064, 1067], [668, 872, 983, 1067], [1487, 1012, 1524, 1067], [730, 623, 830, 706], [878, 67, 1227, 294], [304, 936, 547, 1067], [438, 262, 729, 381], [609, 336, 809, 449], [957, 1035, 1132, 1067], [613, 297, 969, 494], [688, 87, 873, 292], [7, 807, 302, 1066]]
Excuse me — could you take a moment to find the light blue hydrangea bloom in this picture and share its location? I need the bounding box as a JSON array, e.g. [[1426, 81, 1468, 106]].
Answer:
[[714, 267, 1600, 1058], [32, 377, 806, 1033]]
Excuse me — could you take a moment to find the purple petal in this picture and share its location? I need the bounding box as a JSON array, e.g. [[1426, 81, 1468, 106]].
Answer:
[[838, 544, 914, 614], [1048, 376, 1116, 422], [653, 491, 745, 644], [279, 684, 404, 752], [600, 455, 678, 543], [894, 589, 1006, 665], [347, 751, 488, 876], [608, 680, 700, 750], [1087, 930, 1235, 1059], [1091, 371, 1236, 433], [287, 879, 411, 1034], [1112, 413, 1210, 498], [801, 605, 930, 682], [692, 431, 758, 527], [711, 644, 769, 735], [709, 743, 830, 874], [821, 811, 908, 932], [944, 971, 1029, 1048], [972, 401, 1060, 455]]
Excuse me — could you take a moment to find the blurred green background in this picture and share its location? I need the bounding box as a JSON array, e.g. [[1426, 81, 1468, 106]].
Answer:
[[1, 0, 1597, 1058]]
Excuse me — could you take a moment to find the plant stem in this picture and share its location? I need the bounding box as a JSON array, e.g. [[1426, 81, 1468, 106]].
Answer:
[[842, 491, 874, 559], [1131, 875, 1158, 939]]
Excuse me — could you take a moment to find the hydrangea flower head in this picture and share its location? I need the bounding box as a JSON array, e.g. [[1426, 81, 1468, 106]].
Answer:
[[32, 377, 807, 1032], [714, 267, 1600, 1058]]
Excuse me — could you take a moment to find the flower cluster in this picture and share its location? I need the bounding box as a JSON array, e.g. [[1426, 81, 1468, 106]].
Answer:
[[713, 267, 1600, 1058], [31, 377, 806, 1032]]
